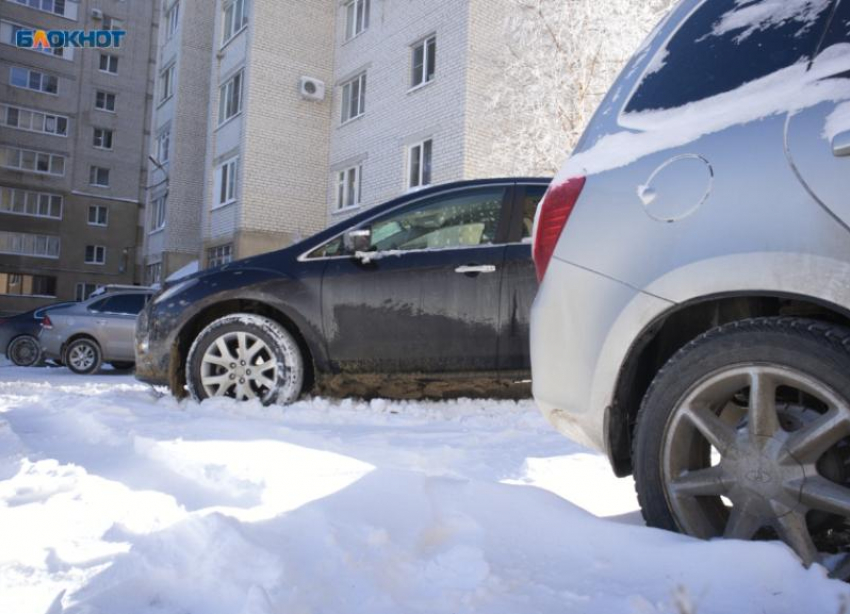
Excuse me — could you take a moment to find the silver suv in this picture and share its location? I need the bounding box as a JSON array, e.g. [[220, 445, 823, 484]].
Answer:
[[531, 0, 850, 574], [41, 290, 153, 374]]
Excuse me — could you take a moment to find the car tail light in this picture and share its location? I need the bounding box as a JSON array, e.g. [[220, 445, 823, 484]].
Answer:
[[533, 176, 587, 282], [41, 315, 53, 330]]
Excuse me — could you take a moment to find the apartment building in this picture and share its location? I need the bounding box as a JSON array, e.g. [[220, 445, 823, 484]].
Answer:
[[0, 0, 158, 315], [143, 0, 519, 279]]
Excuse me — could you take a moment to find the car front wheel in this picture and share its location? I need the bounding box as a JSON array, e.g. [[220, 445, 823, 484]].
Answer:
[[7, 335, 42, 367], [64, 338, 102, 375], [186, 313, 304, 405], [634, 318, 850, 576]]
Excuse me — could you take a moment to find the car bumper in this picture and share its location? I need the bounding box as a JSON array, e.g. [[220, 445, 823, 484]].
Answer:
[[39, 328, 64, 360], [530, 257, 672, 454], [135, 305, 172, 387]]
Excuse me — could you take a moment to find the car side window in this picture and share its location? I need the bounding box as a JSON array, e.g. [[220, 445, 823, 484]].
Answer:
[[359, 188, 506, 253], [88, 298, 110, 313], [521, 186, 549, 242], [99, 294, 149, 315], [625, 0, 832, 114]]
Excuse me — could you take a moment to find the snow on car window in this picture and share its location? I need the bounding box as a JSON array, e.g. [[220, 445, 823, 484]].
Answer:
[[625, 0, 832, 114]]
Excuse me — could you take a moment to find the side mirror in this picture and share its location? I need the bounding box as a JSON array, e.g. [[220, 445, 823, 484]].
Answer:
[[344, 228, 372, 254]]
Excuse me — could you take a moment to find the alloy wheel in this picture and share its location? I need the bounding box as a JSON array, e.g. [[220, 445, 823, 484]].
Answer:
[[199, 331, 279, 401], [68, 343, 97, 372], [662, 364, 850, 571]]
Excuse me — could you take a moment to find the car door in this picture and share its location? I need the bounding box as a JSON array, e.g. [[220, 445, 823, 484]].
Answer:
[[498, 182, 548, 374], [786, 1, 850, 228], [94, 294, 149, 360], [321, 185, 513, 374]]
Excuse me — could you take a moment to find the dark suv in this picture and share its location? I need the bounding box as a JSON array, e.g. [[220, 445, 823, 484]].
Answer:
[[136, 178, 549, 402]]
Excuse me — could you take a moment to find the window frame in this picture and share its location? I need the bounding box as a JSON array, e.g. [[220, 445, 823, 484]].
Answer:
[[92, 127, 114, 151], [95, 90, 117, 112], [221, 0, 248, 47], [84, 244, 107, 265], [407, 139, 433, 191], [218, 69, 244, 126], [89, 166, 111, 187], [344, 0, 370, 41], [9, 66, 58, 95], [99, 53, 119, 75], [410, 35, 437, 90], [335, 164, 362, 212], [214, 156, 239, 208], [0, 187, 63, 220], [1, 146, 65, 176], [341, 72, 367, 124], [207, 243, 233, 268], [150, 194, 167, 232], [0, 230, 60, 259], [165, 1, 180, 40], [159, 63, 175, 103], [87, 204, 109, 227], [1, 103, 68, 137], [155, 128, 171, 164]]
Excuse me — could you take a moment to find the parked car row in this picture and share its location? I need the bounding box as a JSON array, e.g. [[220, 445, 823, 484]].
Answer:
[[1, 286, 153, 372], [6, 0, 848, 576]]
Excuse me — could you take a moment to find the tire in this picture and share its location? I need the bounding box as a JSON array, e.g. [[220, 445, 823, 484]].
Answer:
[[7, 335, 42, 367], [110, 361, 135, 371], [64, 338, 103, 375], [633, 317, 850, 570], [186, 313, 304, 405]]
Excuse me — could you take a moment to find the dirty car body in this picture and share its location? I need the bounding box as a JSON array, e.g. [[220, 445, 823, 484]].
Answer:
[[137, 178, 549, 399]]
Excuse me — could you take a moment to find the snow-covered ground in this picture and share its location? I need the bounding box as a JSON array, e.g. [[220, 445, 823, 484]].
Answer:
[[0, 363, 847, 614]]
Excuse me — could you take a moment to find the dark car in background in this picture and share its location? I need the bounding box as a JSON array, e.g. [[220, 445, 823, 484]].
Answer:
[[136, 178, 549, 403], [0, 302, 75, 366]]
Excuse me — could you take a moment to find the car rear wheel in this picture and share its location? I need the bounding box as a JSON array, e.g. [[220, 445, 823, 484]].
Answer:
[[7, 335, 42, 367], [64, 338, 102, 375], [186, 313, 304, 405], [634, 318, 850, 577]]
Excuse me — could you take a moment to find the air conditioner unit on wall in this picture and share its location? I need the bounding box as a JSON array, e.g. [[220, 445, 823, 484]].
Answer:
[[91, 8, 103, 20], [299, 77, 326, 102]]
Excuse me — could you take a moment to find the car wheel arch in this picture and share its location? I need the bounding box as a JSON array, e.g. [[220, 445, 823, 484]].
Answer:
[[607, 291, 850, 478], [172, 299, 316, 398]]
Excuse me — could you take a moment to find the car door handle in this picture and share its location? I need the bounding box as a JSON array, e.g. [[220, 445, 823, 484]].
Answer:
[[96, 319, 108, 325], [833, 130, 850, 157], [455, 265, 497, 274]]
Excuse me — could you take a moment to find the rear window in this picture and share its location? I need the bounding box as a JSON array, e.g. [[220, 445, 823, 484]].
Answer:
[[625, 0, 833, 114], [94, 294, 149, 315]]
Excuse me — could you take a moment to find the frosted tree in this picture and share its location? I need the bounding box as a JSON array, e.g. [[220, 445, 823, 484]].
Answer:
[[489, 0, 676, 176]]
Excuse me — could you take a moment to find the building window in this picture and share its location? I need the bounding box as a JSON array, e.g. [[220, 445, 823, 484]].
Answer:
[[146, 262, 162, 285], [12, 0, 74, 18], [75, 282, 98, 301], [93, 128, 114, 150], [9, 66, 58, 94], [0, 231, 60, 258], [344, 0, 369, 41], [155, 129, 170, 164], [165, 2, 180, 40], [160, 64, 175, 102], [411, 35, 436, 88], [95, 91, 116, 111], [88, 205, 108, 227], [99, 53, 119, 74], [1, 104, 68, 136], [89, 166, 110, 187], [103, 16, 123, 31], [85, 245, 106, 265], [341, 72, 366, 123], [0, 187, 62, 219], [218, 70, 243, 124], [407, 139, 433, 190], [222, 0, 248, 46], [214, 157, 238, 207], [336, 165, 362, 211], [207, 244, 233, 268], [1, 146, 65, 176], [2, 21, 69, 59], [150, 195, 167, 231], [0, 272, 57, 297]]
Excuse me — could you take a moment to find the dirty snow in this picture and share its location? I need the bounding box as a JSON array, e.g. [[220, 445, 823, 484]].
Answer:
[[1, 364, 848, 614]]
